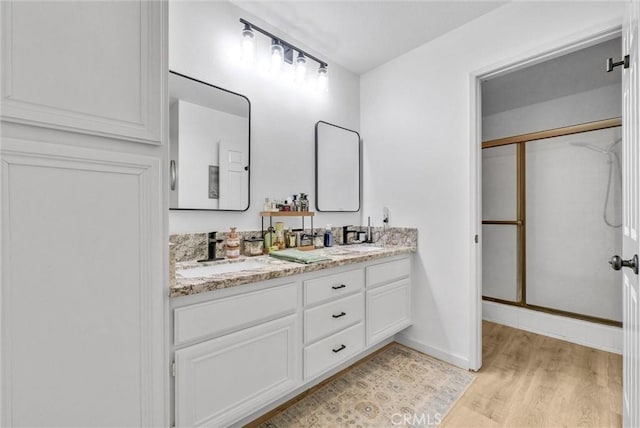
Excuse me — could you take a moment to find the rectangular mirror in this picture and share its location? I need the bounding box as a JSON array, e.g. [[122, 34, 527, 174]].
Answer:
[[315, 121, 360, 212], [169, 71, 250, 211]]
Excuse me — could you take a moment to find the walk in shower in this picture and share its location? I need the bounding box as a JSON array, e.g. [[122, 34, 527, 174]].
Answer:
[[482, 124, 622, 325]]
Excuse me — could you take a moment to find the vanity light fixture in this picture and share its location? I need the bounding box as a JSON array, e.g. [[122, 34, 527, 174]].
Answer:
[[270, 39, 284, 73], [317, 64, 328, 92], [240, 18, 328, 90], [295, 53, 307, 83], [241, 23, 255, 62]]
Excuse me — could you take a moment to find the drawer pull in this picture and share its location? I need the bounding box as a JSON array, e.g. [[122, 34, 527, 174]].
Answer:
[[332, 311, 346, 319], [332, 284, 347, 290], [332, 344, 346, 353]]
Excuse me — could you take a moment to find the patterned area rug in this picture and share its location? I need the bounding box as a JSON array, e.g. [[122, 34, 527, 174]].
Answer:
[[258, 343, 476, 427]]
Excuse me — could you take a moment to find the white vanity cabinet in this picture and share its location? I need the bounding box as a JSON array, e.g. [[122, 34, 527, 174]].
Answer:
[[172, 281, 300, 428], [170, 254, 412, 427], [366, 257, 412, 346]]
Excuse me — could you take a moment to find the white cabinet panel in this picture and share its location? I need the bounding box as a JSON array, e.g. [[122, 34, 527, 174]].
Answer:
[[366, 257, 410, 288], [304, 322, 365, 380], [304, 268, 363, 305], [174, 282, 297, 346], [1, 139, 165, 427], [366, 279, 412, 346], [1, 0, 163, 144], [175, 315, 299, 428], [304, 292, 364, 344]]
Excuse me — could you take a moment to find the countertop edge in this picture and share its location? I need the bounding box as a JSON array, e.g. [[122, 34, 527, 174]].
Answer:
[[170, 246, 416, 298]]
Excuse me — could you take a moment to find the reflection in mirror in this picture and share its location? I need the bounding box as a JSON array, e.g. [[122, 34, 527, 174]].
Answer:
[[315, 121, 360, 212], [169, 71, 250, 210]]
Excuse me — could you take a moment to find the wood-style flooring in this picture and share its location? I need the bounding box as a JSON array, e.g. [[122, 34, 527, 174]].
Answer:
[[442, 321, 622, 427]]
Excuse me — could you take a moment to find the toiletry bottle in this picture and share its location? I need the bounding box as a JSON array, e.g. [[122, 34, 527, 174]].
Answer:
[[300, 193, 309, 211], [324, 225, 334, 247], [225, 227, 240, 259], [275, 221, 285, 249], [263, 197, 270, 212], [264, 226, 276, 252]]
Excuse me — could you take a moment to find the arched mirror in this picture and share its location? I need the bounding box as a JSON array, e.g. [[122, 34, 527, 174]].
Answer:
[[169, 71, 250, 211], [315, 121, 361, 212]]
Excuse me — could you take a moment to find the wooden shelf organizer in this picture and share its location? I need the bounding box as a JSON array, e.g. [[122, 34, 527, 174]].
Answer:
[[260, 211, 315, 251]]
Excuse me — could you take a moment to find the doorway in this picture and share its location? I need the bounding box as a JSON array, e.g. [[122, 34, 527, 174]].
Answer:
[[469, 27, 623, 371]]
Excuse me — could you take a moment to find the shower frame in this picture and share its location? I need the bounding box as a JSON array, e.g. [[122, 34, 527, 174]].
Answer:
[[482, 116, 622, 327]]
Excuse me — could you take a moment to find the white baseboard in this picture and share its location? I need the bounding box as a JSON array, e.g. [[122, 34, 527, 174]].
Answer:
[[394, 333, 470, 369], [483, 300, 622, 354]]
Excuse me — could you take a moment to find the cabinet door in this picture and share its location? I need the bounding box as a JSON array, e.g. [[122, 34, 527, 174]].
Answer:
[[0, 0, 164, 144], [1, 139, 165, 427], [175, 315, 300, 428], [366, 278, 412, 346]]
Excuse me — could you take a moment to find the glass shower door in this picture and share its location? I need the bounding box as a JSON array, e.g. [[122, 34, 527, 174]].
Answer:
[[482, 144, 520, 303], [481, 124, 622, 326], [525, 127, 622, 323]]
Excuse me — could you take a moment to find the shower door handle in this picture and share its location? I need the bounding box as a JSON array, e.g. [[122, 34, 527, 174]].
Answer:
[[609, 254, 638, 275]]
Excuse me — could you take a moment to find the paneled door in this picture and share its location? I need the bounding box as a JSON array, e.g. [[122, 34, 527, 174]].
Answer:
[[620, 3, 640, 426]]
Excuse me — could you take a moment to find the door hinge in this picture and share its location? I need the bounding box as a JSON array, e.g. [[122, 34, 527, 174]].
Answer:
[[171, 361, 176, 377], [474, 234, 479, 244]]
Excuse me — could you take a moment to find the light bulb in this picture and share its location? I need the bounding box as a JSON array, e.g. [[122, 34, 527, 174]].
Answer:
[[270, 40, 284, 73], [295, 53, 307, 83], [317, 64, 328, 92], [241, 25, 255, 62]]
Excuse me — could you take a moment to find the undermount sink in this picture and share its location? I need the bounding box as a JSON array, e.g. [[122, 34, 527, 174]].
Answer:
[[177, 260, 267, 278], [339, 245, 383, 253]]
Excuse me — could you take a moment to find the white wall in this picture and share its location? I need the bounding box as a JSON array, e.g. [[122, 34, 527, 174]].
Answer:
[[361, 2, 625, 368], [483, 83, 621, 141], [169, 1, 361, 233]]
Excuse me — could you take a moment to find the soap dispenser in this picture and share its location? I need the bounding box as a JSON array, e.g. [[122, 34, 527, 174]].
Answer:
[[324, 225, 334, 247]]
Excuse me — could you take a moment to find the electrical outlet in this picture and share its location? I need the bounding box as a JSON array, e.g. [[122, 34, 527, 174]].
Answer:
[[383, 206, 390, 225]]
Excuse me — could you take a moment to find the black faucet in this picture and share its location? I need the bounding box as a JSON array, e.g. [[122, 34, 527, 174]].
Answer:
[[198, 231, 225, 262], [342, 225, 358, 245]]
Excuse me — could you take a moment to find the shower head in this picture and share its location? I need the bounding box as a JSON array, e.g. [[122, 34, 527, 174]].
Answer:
[[570, 141, 609, 154]]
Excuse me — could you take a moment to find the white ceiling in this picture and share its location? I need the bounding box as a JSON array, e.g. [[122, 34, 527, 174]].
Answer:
[[232, 1, 507, 75]]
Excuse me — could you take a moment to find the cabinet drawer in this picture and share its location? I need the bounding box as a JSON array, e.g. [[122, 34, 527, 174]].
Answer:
[[304, 322, 364, 380], [174, 282, 297, 346], [304, 269, 364, 305], [366, 278, 411, 346], [304, 293, 364, 344], [366, 257, 410, 288]]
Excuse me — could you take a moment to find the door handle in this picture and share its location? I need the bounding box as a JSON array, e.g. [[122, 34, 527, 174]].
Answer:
[[170, 160, 177, 191], [609, 254, 638, 275]]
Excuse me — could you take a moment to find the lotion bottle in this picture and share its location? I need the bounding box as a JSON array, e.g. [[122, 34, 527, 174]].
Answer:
[[324, 225, 334, 247]]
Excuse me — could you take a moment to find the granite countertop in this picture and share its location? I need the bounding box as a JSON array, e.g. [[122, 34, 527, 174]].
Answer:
[[170, 244, 416, 298]]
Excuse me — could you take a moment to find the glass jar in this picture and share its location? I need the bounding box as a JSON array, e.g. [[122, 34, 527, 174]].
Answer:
[[313, 234, 324, 249], [225, 227, 240, 259], [243, 237, 264, 257]]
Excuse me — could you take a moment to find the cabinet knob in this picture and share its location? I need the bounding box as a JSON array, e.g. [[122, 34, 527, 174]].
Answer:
[[332, 312, 346, 319], [332, 284, 346, 290]]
